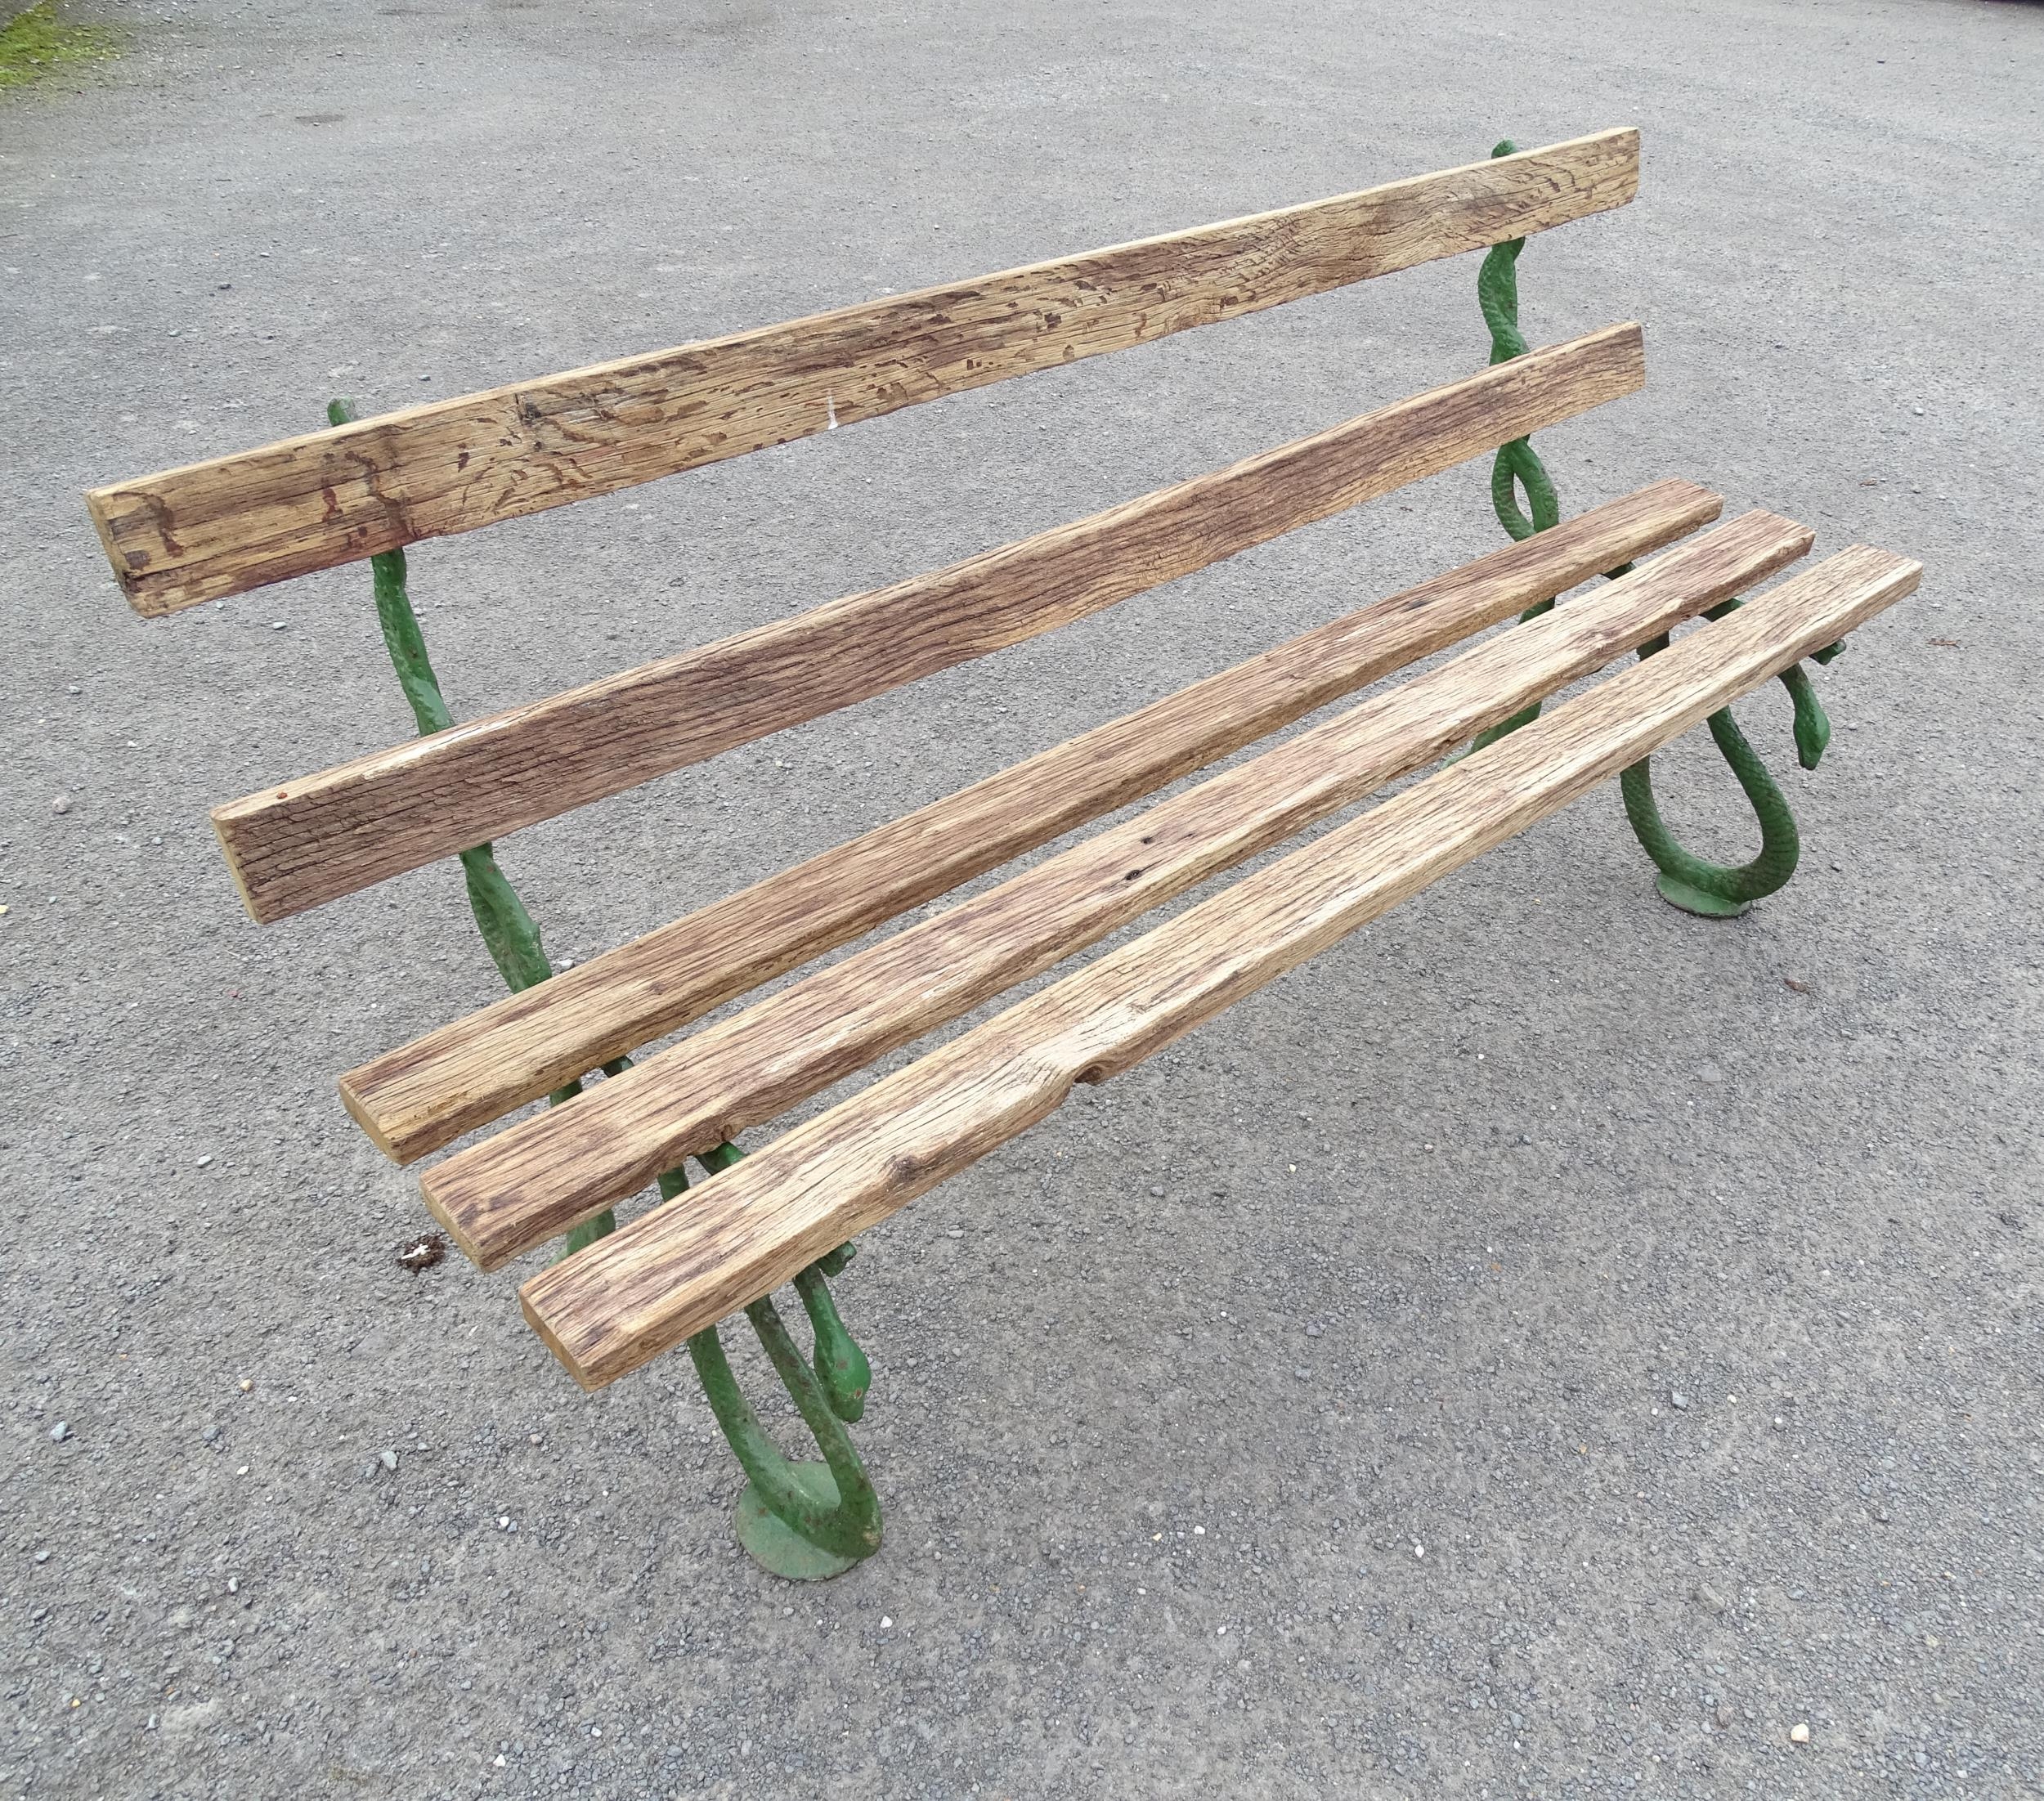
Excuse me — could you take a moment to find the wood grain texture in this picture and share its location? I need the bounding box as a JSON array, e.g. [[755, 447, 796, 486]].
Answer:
[[212, 325, 1647, 925], [345, 477, 1719, 1166], [427, 509, 1813, 1269], [518, 544, 1920, 1388], [87, 131, 1639, 615]]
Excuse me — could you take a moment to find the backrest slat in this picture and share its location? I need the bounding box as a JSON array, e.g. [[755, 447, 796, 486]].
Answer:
[[87, 129, 1638, 616], [211, 323, 1646, 924]]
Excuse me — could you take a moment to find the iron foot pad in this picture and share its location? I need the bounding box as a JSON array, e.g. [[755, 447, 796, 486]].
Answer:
[[734, 1463, 869, 1581], [1654, 872, 1753, 920]]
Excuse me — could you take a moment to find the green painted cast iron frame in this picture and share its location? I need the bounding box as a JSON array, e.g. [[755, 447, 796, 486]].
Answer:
[[1470, 139, 1845, 918], [328, 402, 882, 1580]]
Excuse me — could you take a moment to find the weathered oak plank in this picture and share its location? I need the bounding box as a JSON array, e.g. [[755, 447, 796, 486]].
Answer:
[[428, 510, 1814, 1270], [213, 324, 1647, 925], [87, 131, 1639, 615], [517, 544, 1920, 1388], [347, 475, 1717, 1164]]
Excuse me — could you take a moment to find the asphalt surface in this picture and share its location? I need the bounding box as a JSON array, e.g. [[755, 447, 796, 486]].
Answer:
[[5, 2, 2042, 1797]]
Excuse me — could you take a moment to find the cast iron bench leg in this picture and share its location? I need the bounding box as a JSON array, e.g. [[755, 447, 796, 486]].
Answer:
[[1464, 139, 1846, 919], [336, 398, 884, 1577]]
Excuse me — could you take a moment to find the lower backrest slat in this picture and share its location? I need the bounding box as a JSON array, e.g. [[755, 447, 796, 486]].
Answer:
[[427, 508, 1815, 1270], [343, 473, 1713, 1164], [517, 544, 1921, 1389], [212, 324, 1646, 925]]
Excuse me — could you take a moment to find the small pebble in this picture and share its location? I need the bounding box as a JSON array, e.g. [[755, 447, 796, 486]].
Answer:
[[203, 1424, 221, 1442], [1149, 1185, 1165, 1198], [195, 1154, 213, 1168], [34, 1548, 51, 1563], [1670, 1391, 1690, 1410], [1715, 1701, 1734, 1729], [379, 1449, 398, 1473], [1790, 1723, 1811, 1745], [1293, 1366, 1310, 1380], [1305, 1323, 1323, 1337], [238, 1378, 253, 1393], [271, 621, 289, 631], [880, 1615, 893, 1629], [52, 795, 71, 815], [66, 683, 80, 695], [49, 1422, 70, 1443]]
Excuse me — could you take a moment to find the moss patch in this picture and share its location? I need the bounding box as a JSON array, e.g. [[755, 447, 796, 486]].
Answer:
[[0, 3, 119, 91]]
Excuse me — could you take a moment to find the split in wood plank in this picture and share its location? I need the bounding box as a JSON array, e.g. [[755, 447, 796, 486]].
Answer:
[[345, 475, 1717, 1164], [518, 544, 1921, 1389], [210, 325, 1647, 926], [87, 131, 1639, 616], [428, 509, 1816, 1270]]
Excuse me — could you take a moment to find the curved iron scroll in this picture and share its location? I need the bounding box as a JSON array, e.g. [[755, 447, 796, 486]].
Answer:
[[1465, 145, 1842, 916]]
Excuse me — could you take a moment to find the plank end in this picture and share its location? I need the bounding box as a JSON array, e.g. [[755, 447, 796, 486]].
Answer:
[[518, 1279, 611, 1393], [337, 1070, 407, 1163], [83, 485, 158, 616], [419, 1173, 506, 1273], [208, 804, 288, 925]]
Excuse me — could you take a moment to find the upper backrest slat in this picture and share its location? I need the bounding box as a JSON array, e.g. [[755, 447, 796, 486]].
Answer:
[[86, 130, 1638, 616]]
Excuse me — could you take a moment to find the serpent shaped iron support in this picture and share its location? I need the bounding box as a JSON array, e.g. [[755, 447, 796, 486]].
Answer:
[[332, 404, 881, 1579], [1470, 141, 1843, 917]]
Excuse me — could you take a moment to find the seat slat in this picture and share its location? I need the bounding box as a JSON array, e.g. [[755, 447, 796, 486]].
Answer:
[[211, 324, 1647, 925], [426, 509, 1816, 1270], [87, 130, 1639, 616], [346, 475, 1718, 1165], [518, 544, 1920, 1389]]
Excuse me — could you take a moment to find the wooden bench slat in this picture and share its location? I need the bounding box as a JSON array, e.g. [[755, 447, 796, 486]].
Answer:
[[345, 476, 1718, 1165], [212, 324, 1647, 925], [427, 509, 1815, 1270], [87, 131, 1639, 616], [517, 543, 1919, 1389]]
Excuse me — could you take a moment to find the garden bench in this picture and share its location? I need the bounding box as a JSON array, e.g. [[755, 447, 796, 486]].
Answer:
[[87, 129, 1920, 1579]]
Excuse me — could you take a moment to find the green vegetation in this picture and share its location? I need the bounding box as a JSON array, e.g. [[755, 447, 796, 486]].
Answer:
[[0, 4, 119, 91]]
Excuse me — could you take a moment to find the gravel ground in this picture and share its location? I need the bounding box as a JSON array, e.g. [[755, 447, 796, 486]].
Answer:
[[5, 2, 2041, 1797]]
